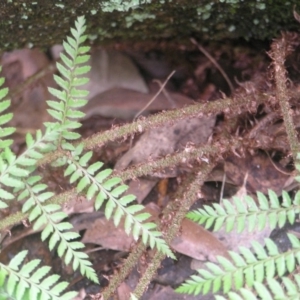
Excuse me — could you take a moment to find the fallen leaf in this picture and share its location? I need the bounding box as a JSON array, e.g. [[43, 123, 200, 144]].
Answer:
[[81, 216, 134, 251], [225, 151, 289, 194], [81, 86, 195, 120], [117, 282, 132, 300], [125, 178, 157, 204], [171, 219, 230, 262], [115, 115, 216, 177], [0, 49, 55, 129], [81, 204, 230, 264]]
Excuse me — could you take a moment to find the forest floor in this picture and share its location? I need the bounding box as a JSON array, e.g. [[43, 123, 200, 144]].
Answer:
[[0, 35, 300, 299]]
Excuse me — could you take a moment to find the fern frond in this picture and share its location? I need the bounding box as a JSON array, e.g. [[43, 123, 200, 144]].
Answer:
[[18, 175, 99, 283], [176, 233, 300, 296], [0, 15, 98, 286], [0, 128, 60, 208], [215, 274, 300, 300], [64, 144, 175, 259], [187, 189, 300, 233], [0, 250, 77, 300], [0, 71, 15, 149], [45, 15, 90, 150]]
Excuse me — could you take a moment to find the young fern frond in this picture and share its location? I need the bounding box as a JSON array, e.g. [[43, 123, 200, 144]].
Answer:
[[187, 189, 300, 233], [45, 15, 90, 150], [0, 250, 77, 300], [176, 233, 300, 296], [215, 274, 300, 300], [63, 144, 175, 259]]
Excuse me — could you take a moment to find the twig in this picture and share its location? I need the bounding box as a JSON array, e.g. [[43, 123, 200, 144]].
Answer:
[[153, 79, 177, 108], [247, 111, 280, 139], [133, 70, 176, 120], [264, 150, 293, 176], [220, 173, 226, 203], [190, 38, 235, 94], [9, 62, 57, 99]]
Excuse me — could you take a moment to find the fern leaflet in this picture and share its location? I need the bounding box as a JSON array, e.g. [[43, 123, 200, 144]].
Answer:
[[176, 234, 300, 296], [187, 190, 300, 233], [18, 175, 98, 283], [63, 144, 175, 258], [0, 250, 77, 300], [45, 15, 90, 150], [0, 72, 15, 149], [215, 274, 300, 300]]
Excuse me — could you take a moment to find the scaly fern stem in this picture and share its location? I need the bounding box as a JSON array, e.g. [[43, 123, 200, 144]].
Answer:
[[103, 168, 212, 299], [0, 136, 236, 233], [133, 163, 215, 298], [38, 91, 268, 166], [114, 137, 239, 181], [102, 241, 147, 299], [270, 35, 300, 166]]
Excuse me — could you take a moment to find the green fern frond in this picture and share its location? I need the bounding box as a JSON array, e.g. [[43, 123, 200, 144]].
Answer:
[[0, 15, 99, 297], [64, 144, 175, 259], [45, 15, 90, 150], [215, 274, 300, 300], [0, 15, 97, 287], [176, 233, 300, 296], [18, 175, 98, 283], [0, 250, 77, 300], [0, 129, 60, 208], [0, 72, 15, 149], [187, 189, 300, 233]]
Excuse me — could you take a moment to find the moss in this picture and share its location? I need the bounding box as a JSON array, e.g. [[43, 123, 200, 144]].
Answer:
[[0, 0, 299, 51]]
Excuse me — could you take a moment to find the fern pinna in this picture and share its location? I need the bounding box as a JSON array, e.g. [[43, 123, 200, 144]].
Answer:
[[177, 190, 300, 299], [187, 189, 300, 233], [0, 15, 173, 299]]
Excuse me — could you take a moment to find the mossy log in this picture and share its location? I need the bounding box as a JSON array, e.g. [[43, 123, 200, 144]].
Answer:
[[0, 0, 299, 51]]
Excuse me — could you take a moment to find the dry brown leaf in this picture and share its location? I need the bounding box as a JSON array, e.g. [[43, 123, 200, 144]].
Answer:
[[82, 86, 195, 120], [115, 115, 216, 177], [125, 178, 157, 204], [171, 219, 230, 262], [82, 205, 230, 265], [81, 216, 134, 251], [225, 151, 289, 195], [0, 48, 55, 129], [117, 282, 132, 300]]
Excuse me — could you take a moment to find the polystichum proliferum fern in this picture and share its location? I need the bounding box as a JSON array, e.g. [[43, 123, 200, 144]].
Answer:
[[177, 189, 300, 299], [0, 15, 173, 299]]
